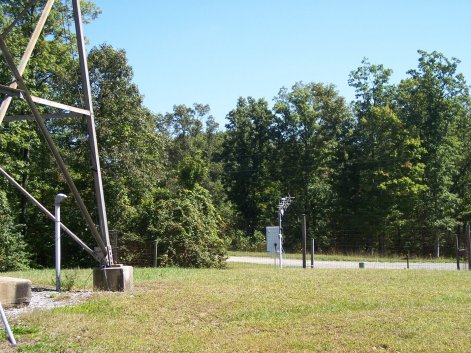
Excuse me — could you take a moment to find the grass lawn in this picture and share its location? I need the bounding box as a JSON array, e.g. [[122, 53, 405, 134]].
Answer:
[[1, 264, 471, 352]]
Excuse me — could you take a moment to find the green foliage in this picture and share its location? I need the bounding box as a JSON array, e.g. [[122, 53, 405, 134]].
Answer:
[[273, 82, 352, 244], [228, 229, 265, 251], [55, 268, 80, 291], [88, 44, 167, 248], [0, 0, 103, 267], [1, 1, 470, 266], [344, 61, 428, 252], [396, 51, 469, 255], [178, 155, 207, 190], [223, 97, 280, 236], [141, 185, 227, 268], [0, 189, 30, 271]]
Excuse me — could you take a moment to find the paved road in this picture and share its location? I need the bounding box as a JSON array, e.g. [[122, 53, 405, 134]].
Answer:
[[227, 256, 465, 271]]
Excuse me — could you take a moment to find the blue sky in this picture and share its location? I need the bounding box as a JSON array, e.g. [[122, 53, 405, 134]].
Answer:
[[86, 0, 471, 127]]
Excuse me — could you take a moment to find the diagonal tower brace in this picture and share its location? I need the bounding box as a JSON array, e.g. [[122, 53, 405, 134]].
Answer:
[[0, 0, 113, 266]]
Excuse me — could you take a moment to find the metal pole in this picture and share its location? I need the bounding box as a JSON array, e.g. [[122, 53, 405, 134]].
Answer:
[[0, 302, 16, 346], [467, 224, 471, 271], [278, 211, 283, 269], [72, 0, 113, 265], [55, 194, 67, 292], [302, 214, 307, 269], [153, 239, 159, 267], [456, 231, 460, 271], [311, 238, 315, 268], [274, 243, 277, 269]]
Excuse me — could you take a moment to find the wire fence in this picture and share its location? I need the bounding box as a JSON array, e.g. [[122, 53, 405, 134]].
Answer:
[[114, 228, 471, 271], [228, 225, 471, 271], [227, 252, 469, 271]]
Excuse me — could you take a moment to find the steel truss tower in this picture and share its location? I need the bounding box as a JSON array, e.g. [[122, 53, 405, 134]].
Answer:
[[0, 0, 114, 266]]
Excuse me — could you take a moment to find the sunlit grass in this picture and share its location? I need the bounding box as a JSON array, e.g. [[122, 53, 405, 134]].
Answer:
[[2, 264, 471, 352], [1, 268, 94, 290]]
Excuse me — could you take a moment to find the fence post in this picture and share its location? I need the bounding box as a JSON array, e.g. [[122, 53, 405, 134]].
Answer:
[[456, 230, 460, 270], [274, 243, 277, 269], [467, 224, 471, 271], [302, 214, 307, 269], [153, 238, 159, 268], [310, 238, 314, 268]]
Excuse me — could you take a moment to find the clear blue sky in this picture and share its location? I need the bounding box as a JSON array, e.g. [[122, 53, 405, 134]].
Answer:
[[86, 0, 471, 127]]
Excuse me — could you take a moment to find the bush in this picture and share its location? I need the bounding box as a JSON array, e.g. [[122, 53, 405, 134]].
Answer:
[[229, 229, 266, 251], [141, 185, 227, 268], [0, 191, 30, 271]]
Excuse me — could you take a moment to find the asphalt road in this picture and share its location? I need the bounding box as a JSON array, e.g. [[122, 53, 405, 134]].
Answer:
[[227, 256, 466, 271]]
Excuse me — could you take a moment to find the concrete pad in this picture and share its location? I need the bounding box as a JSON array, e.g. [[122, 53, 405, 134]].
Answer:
[[93, 265, 133, 292], [0, 277, 31, 308]]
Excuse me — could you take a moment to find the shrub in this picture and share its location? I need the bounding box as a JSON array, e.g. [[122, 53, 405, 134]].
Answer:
[[142, 185, 227, 268], [0, 191, 30, 271]]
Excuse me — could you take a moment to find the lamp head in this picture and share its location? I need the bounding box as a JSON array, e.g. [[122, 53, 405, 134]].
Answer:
[[55, 193, 67, 204]]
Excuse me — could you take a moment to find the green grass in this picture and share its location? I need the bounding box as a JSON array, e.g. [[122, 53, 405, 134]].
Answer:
[[228, 250, 458, 263], [2, 264, 471, 352], [0, 268, 95, 291]]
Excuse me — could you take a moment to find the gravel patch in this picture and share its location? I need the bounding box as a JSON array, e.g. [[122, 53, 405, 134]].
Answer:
[[4, 288, 94, 319]]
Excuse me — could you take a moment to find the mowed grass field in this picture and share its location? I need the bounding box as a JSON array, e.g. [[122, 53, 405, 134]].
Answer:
[[1, 264, 471, 353]]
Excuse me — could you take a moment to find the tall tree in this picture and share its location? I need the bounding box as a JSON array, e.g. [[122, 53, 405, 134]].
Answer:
[[85, 44, 167, 260], [222, 97, 279, 242], [347, 60, 427, 254], [398, 50, 470, 256], [273, 82, 352, 247]]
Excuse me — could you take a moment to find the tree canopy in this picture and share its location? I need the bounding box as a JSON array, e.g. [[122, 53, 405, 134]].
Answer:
[[1, 1, 470, 269]]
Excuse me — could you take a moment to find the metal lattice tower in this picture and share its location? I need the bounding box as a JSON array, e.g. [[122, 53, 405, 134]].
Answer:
[[0, 0, 113, 266]]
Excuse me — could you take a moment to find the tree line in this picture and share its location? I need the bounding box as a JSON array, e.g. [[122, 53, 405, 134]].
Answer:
[[1, 1, 470, 270], [224, 54, 471, 259]]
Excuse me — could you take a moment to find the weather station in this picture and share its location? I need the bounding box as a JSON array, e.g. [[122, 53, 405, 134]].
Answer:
[[266, 196, 294, 269]]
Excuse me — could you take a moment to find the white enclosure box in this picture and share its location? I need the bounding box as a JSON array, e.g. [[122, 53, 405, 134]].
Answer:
[[266, 226, 280, 254]]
